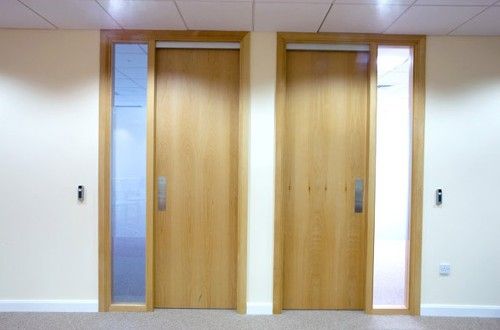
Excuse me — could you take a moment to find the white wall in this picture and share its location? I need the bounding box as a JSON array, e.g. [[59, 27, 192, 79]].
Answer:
[[0, 30, 100, 311], [246, 32, 277, 315], [1, 30, 500, 316], [421, 36, 500, 317]]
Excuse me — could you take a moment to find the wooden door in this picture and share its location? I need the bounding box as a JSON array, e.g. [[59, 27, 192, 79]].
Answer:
[[283, 50, 369, 309], [154, 48, 239, 309]]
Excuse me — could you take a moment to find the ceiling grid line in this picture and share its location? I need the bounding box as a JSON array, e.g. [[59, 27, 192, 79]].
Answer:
[[1, 0, 499, 36], [381, 0, 419, 34], [252, 0, 255, 31], [448, 1, 498, 35], [94, 0, 124, 30], [173, 1, 189, 30], [16, 0, 57, 29], [316, 1, 335, 33]]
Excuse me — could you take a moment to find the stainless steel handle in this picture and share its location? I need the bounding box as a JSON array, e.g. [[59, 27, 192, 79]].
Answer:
[[158, 176, 167, 211], [354, 178, 364, 213]]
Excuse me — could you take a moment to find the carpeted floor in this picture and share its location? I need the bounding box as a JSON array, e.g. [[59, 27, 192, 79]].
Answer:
[[1, 310, 499, 330]]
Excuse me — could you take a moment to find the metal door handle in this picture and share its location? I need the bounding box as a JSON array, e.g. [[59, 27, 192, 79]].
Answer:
[[354, 178, 364, 213], [158, 176, 167, 211]]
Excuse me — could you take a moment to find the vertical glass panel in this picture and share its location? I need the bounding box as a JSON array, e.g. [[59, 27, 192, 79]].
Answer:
[[111, 43, 148, 303], [373, 46, 413, 308]]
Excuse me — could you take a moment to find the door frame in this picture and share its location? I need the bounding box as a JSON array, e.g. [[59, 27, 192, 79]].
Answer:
[[273, 32, 426, 315], [98, 30, 250, 313]]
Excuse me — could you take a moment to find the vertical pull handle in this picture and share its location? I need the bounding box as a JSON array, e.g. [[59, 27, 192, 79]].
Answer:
[[354, 178, 364, 213], [158, 176, 167, 211]]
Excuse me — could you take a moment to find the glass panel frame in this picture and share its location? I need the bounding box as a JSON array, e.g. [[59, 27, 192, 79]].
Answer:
[[110, 43, 148, 304], [372, 45, 414, 310]]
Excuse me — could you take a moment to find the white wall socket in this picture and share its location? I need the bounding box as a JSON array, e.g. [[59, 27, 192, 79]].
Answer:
[[439, 263, 451, 276]]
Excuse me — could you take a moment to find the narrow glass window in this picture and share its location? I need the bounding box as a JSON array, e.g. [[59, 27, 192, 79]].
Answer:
[[373, 46, 413, 308], [111, 43, 148, 303]]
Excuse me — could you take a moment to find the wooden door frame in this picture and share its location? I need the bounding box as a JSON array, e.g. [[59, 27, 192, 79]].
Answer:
[[99, 30, 250, 313], [273, 32, 426, 315]]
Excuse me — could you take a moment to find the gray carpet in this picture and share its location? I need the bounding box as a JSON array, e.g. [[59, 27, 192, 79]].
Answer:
[[1, 310, 499, 330]]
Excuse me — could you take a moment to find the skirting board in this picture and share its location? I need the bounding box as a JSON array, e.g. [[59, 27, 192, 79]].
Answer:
[[0, 300, 98, 312], [246, 302, 273, 315], [421, 304, 500, 318]]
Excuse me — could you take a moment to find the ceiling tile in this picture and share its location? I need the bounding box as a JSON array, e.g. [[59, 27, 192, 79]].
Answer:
[[177, 0, 249, 1], [177, 1, 252, 31], [98, 0, 185, 30], [385, 5, 485, 34], [452, 6, 500, 35], [415, 0, 496, 5], [0, 0, 54, 29], [254, 0, 331, 2], [254, 2, 330, 32], [336, 0, 414, 4], [321, 4, 408, 33], [21, 0, 119, 29]]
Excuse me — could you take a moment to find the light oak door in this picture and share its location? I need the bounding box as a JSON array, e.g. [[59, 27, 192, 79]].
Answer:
[[283, 50, 369, 309], [154, 49, 239, 309]]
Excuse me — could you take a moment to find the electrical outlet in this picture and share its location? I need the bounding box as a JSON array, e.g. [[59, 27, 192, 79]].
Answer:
[[439, 263, 451, 276]]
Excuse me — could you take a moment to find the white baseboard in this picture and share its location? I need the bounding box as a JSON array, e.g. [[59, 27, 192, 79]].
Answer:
[[246, 302, 273, 315], [0, 300, 98, 312], [421, 304, 500, 318]]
